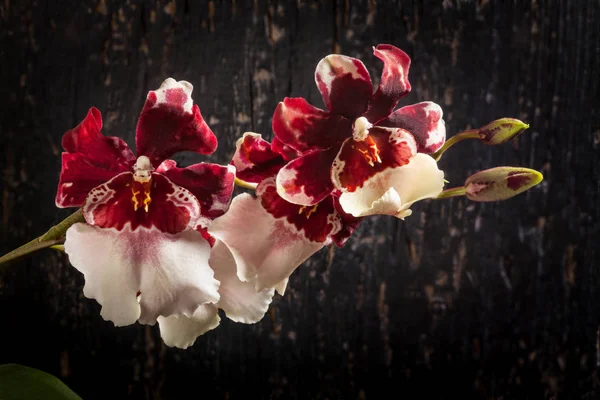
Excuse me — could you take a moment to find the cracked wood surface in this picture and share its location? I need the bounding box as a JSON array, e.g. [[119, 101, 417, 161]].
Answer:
[[0, 1, 599, 399]]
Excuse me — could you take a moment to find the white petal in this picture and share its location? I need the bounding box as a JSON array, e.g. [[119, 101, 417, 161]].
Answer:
[[208, 193, 324, 291], [210, 240, 274, 323], [65, 223, 220, 326], [137, 229, 220, 324], [274, 277, 289, 296], [65, 223, 141, 327], [339, 153, 445, 218], [158, 304, 220, 349]]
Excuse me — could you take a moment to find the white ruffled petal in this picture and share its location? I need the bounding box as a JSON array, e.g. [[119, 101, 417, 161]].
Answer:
[[339, 153, 444, 218], [208, 193, 324, 292], [158, 304, 220, 349], [210, 240, 274, 323], [137, 229, 220, 324], [65, 223, 141, 327], [64, 223, 220, 327]]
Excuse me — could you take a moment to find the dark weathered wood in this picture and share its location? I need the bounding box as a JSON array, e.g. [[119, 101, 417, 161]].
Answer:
[[1, 0, 599, 399]]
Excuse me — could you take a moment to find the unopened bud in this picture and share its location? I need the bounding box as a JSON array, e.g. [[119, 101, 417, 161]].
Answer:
[[465, 167, 543, 202], [477, 118, 529, 145]]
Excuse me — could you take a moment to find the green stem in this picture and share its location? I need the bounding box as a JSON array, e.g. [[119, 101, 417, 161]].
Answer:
[[431, 130, 480, 161], [0, 209, 84, 267], [436, 186, 467, 199], [39, 209, 84, 241], [234, 177, 258, 190], [0, 237, 64, 267]]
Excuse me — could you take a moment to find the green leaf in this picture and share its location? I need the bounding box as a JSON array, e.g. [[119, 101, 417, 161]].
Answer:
[[0, 364, 82, 400]]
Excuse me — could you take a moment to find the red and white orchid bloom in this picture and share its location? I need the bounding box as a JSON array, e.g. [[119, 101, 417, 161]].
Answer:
[[272, 44, 446, 218], [57, 78, 273, 349], [209, 132, 360, 295]]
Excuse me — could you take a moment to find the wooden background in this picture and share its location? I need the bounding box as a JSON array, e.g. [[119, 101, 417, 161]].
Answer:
[[1, 1, 599, 399]]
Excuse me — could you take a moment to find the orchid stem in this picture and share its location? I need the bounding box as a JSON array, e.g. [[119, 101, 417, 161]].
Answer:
[[0, 209, 84, 267], [431, 130, 480, 162], [0, 237, 64, 267], [39, 209, 84, 241], [436, 186, 467, 199], [234, 177, 258, 190]]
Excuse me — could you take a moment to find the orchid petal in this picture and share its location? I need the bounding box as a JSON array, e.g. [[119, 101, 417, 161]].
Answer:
[[64, 223, 141, 327], [157, 160, 235, 219], [379, 101, 446, 154], [272, 97, 352, 152], [260, 178, 342, 243], [56, 153, 122, 208], [273, 278, 289, 296], [210, 241, 274, 323], [363, 45, 412, 123], [158, 304, 220, 349], [65, 224, 220, 326], [331, 127, 417, 192], [315, 54, 373, 119], [83, 172, 201, 234], [276, 147, 338, 206], [338, 153, 444, 218], [135, 78, 217, 165], [230, 132, 286, 184], [61, 107, 136, 172], [57, 108, 136, 208], [330, 197, 362, 247], [137, 229, 220, 324], [208, 184, 339, 291], [271, 137, 303, 161]]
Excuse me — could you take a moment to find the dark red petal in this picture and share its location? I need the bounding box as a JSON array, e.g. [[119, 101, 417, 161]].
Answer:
[[272, 97, 352, 152], [56, 153, 123, 208], [363, 45, 412, 124], [330, 196, 362, 247], [276, 147, 338, 206], [83, 172, 201, 234], [157, 159, 235, 219], [331, 127, 417, 192], [258, 178, 339, 243], [135, 79, 217, 165], [315, 55, 373, 120], [230, 133, 286, 184], [271, 137, 302, 161], [379, 101, 446, 153], [61, 107, 135, 171]]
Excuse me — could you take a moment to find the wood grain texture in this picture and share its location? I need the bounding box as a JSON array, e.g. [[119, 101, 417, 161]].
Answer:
[[1, 1, 599, 399]]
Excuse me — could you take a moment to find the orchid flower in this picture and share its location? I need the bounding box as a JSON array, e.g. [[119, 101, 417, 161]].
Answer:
[[272, 44, 446, 219], [56, 78, 273, 348], [208, 133, 360, 294]]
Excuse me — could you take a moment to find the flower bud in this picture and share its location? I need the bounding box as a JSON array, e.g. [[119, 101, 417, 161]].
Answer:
[[465, 167, 543, 202], [477, 118, 529, 145]]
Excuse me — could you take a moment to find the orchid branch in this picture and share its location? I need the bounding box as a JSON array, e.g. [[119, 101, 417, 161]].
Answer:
[[0, 209, 84, 267]]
